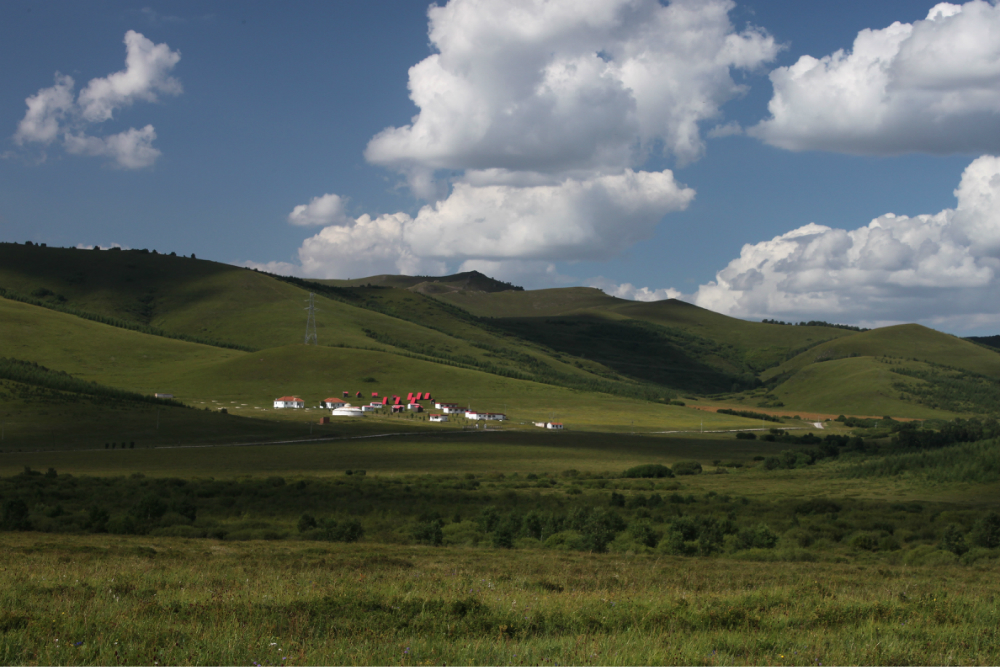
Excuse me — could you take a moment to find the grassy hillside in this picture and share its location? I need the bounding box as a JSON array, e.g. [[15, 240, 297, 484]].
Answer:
[[435, 288, 855, 372], [0, 295, 768, 440], [2, 243, 995, 420], [764, 324, 998, 379]]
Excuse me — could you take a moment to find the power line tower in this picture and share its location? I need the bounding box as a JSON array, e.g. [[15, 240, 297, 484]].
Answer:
[[304, 293, 318, 345]]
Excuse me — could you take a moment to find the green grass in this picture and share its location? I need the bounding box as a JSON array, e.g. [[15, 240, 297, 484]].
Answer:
[[1, 296, 770, 436], [767, 357, 965, 419], [764, 323, 998, 379], [0, 430, 796, 478], [1, 534, 995, 666]]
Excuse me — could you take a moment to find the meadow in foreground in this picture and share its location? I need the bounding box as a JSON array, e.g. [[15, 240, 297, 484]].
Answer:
[[1, 533, 997, 666]]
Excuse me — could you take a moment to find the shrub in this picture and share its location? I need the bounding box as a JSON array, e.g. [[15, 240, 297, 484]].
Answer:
[[1, 499, 31, 531], [672, 461, 703, 476], [970, 512, 1000, 548], [735, 432, 757, 440], [413, 519, 444, 546], [622, 464, 673, 478], [297, 513, 317, 533]]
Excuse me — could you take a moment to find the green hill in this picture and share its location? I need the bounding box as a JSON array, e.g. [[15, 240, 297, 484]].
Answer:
[[2, 242, 996, 422]]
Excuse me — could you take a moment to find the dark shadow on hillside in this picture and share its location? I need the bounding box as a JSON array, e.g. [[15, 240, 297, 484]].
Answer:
[[491, 315, 759, 394]]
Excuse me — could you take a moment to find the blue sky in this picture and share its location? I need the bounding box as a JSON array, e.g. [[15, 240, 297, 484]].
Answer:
[[1, 0, 997, 334]]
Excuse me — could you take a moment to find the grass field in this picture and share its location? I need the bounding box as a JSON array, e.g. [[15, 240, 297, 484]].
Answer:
[[1, 533, 996, 666]]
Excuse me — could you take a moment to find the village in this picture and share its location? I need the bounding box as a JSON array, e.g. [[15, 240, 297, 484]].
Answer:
[[272, 391, 564, 429]]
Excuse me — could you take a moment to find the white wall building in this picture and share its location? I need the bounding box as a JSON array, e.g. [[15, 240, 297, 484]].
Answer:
[[274, 396, 304, 409], [429, 414, 448, 422]]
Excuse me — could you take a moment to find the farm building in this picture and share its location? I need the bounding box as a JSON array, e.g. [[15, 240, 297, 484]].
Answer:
[[371, 392, 379, 397], [407, 403, 424, 412], [332, 406, 364, 417], [360, 405, 377, 412], [465, 411, 507, 421], [274, 396, 304, 409], [322, 397, 347, 409], [391, 405, 405, 413], [369, 401, 384, 408], [442, 406, 467, 414], [546, 422, 564, 430], [435, 401, 458, 409], [429, 414, 448, 422]]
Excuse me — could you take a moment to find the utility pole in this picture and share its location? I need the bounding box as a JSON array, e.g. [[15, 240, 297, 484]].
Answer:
[[304, 293, 318, 345]]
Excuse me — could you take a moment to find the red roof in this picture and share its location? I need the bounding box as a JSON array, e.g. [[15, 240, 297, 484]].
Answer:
[[324, 397, 346, 404], [276, 396, 303, 402], [423, 392, 431, 400], [372, 392, 379, 397], [382, 396, 389, 405]]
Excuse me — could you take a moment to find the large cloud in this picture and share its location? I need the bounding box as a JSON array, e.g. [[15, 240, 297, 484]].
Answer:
[[751, 1, 999, 155], [405, 169, 694, 261], [692, 155, 1000, 330], [366, 0, 778, 189], [12, 31, 181, 168], [280, 0, 764, 278], [279, 168, 693, 279]]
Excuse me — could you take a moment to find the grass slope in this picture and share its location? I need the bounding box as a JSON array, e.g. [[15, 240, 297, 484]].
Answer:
[[767, 357, 966, 419], [0, 296, 766, 438], [764, 324, 998, 379]]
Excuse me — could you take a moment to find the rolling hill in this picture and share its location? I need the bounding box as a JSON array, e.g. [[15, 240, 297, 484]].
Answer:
[[1, 241, 996, 433]]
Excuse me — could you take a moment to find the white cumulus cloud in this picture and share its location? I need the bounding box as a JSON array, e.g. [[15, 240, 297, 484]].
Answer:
[[751, 1, 1000, 154], [692, 155, 999, 330], [586, 276, 683, 301], [366, 0, 779, 182], [64, 125, 161, 169], [287, 193, 350, 227], [12, 31, 181, 168], [77, 30, 182, 122], [406, 169, 695, 261], [14, 74, 75, 145]]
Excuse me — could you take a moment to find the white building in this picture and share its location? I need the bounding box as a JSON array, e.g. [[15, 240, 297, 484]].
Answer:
[[407, 403, 424, 412], [435, 401, 459, 409], [429, 414, 448, 422], [332, 406, 365, 417], [466, 411, 506, 421], [546, 422, 564, 430], [442, 405, 467, 414], [274, 396, 304, 409]]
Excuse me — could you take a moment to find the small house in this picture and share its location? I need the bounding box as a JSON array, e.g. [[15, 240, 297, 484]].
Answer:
[[356, 391, 362, 398], [274, 396, 304, 409], [486, 413, 507, 421], [442, 406, 466, 414], [465, 410, 483, 420], [372, 392, 379, 398], [429, 414, 448, 422], [546, 422, 564, 430], [382, 396, 389, 406], [435, 401, 458, 409], [319, 416, 330, 424], [322, 397, 347, 409], [407, 403, 424, 412], [154, 393, 174, 399], [342, 391, 349, 397], [423, 392, 431, 400], [391, 404, 405, 413]]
